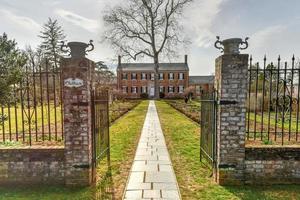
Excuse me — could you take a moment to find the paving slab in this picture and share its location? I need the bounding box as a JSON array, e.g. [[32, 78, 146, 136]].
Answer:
[[123, 101, 181, 199]]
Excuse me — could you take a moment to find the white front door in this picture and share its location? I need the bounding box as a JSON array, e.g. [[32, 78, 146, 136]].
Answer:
[[150, 87, 155, 97]]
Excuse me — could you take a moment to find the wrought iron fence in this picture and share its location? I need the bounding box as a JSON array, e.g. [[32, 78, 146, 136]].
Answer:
[[91, 88, 110, 169], [246, 55, 300, 145], [0, 60, 63, 145], [200, 90, 217, 169]]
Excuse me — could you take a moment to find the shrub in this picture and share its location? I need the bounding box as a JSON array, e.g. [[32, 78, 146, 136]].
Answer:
[[140, 93, 149, 99], [159, 92, 165, 99], [112, 89, 126, 101]]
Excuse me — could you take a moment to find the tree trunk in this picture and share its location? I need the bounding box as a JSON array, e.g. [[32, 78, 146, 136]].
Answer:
[[154, 55, 160, 99]]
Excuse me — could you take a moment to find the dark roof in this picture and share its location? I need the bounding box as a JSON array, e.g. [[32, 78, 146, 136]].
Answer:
[[189, 76, 214, 84], [118, 63, 189, 71]]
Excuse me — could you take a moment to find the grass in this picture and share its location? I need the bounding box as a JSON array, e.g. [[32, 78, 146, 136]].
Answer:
[[0, 100, 149, 200], [163, 99, 300, 146], [96, 100, 148, 199], [0, 104, 62, 133], [155, 100, 300, 200], [0, 100, 141, 147], [0, 186, 95, 200], [246, 112, 300, 145], [248, 112, 300, 132], [0, 103, 63, 146]]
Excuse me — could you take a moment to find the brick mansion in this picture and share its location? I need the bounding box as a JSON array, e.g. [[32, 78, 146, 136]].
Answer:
[[116, 55, 213, 98]]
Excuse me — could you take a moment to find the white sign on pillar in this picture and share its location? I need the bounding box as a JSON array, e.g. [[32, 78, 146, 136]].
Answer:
[[64, 78, 84, 88]]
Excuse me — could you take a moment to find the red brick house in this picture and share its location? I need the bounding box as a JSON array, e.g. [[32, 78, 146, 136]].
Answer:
[[189, 75, 214, 97], [117, 55, 189, 98]]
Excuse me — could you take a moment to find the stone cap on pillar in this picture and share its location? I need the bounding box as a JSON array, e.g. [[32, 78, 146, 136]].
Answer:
[[214, 36, 249, 55], [61, 40, 94, 58]]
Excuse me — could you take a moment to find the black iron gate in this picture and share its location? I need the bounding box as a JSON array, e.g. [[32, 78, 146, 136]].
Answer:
[[200, 90, 217, 170], [91, 88, 110, 175]]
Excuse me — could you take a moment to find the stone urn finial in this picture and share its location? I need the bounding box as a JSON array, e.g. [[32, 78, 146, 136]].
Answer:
[[61, 40, 94, 58], [214, 36, 249, 54]]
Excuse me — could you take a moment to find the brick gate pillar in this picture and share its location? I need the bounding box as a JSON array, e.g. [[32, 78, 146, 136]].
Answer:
[[61, 41, 95, 186], [214, 37, 249, 185]]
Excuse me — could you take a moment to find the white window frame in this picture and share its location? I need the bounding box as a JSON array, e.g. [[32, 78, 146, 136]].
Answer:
[[122, 73, 127, 80], [131, 73, 137, 80], [179, 73, 184, 80], [132, 86, 137, 94], [159, 73, 164, 80], [159, 86, 164, 92], [141, 73, 147, 80], [168, 86, 174, 93], [169, 73, 174, 80], [179, 85, 184, 93], [142, 86, 147, 93], [122, 86, 127, 93], [151, 73, 155, 80], [196, 85, 201, 93]]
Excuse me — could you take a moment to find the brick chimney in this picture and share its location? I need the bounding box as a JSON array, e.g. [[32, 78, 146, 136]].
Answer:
[[118, 55, 121, 66], [184, 55, 188, 64]]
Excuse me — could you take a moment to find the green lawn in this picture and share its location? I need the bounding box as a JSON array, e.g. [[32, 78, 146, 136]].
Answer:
[[0, 186, 95, 200], [247, 112, 300, 145], [96, 100, 148, 199], [0, 104, 63, 142], [155, 100, 300, 200], [163, 99, 300, 145], [0, 100, 141, 147], [0, 100, 149, 199]]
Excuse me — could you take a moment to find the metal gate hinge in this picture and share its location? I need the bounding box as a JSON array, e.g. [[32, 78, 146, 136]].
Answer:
[[218, 100, 238, 105], [73, 164, 90, 169]]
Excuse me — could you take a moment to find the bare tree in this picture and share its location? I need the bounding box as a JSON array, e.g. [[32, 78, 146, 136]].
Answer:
[[103, 0, 192, 99]]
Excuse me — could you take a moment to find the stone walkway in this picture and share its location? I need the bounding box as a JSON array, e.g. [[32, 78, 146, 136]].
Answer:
[[123, 101, 181, 200]]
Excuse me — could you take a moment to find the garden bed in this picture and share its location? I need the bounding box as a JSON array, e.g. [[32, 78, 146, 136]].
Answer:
[[164, 99, 200, 123], [109, 100, 141, 124]]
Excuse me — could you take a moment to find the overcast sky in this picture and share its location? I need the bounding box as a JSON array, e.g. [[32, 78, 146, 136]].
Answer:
[[1, 0, 300, 75]]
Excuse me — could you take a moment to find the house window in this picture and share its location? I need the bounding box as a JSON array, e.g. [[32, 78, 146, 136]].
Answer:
[[196, 85, 201, 93], [122, 73, 127, 80], [168, 73, 174, 80], [168, 86, 174, 93], [131, 73, 137, 80], [151, 73, 155, 80], [141, 86, 147, 93], [179, 85, 184, 93], [159, 73, 164, 80], [179, 73, 184, 80], [131, 86, 137, 94], [122, 86, 127, 93], [141, 73, 147, 80], [159, 86, 164, 93]]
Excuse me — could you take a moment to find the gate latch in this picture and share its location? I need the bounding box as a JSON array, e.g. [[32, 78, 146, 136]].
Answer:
[[218, 100, 238, 105]]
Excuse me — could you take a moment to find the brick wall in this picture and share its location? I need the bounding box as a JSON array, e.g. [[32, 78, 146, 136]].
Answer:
[[245, 147, 300, 184], [0, 147, 65, 185]]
